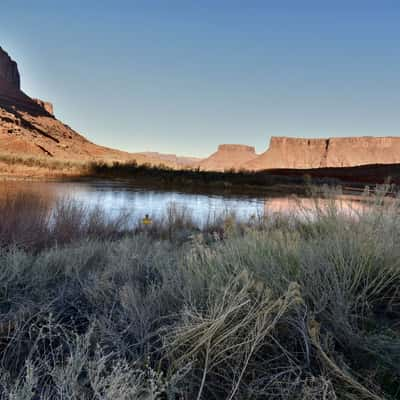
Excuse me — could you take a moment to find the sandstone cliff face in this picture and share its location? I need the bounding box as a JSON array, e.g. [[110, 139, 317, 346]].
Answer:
[[245, 136, 400, 170], [0, 48, 127, 161], [0, 46, 202, 167], [0, 47, 20, 90], [324, 137, 400, 167], [200, 144, 258, 171]]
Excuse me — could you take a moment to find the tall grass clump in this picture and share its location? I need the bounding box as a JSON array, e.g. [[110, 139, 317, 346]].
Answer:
[[0, 191, 131, 251], [0, 186, 399, 399]]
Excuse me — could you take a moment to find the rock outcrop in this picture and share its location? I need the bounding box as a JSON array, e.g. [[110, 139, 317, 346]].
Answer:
[[245, 136, 400, 170], [0, 47, 20, 90], [33, 99, 54, 116], [0, 48, 128, 161], [0, 46, 203, 168], [199, 144, 258, 171]]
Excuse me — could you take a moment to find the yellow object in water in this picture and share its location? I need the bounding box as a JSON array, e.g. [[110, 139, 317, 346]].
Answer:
[[142, 215, 152, 225]]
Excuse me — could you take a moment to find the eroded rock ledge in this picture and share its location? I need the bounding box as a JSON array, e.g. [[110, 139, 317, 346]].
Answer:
[[33, 99, 54, 116]]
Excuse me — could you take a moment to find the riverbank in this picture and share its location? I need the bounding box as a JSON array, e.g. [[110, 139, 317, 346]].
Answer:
[[0, 189, 399, 399], [0, 154, 84, 179], [1, 154, 399, 196], [0, 155, 315, 196]]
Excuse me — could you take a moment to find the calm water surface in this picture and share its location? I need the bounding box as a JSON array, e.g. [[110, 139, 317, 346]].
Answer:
[[0, 180, 367, 225]]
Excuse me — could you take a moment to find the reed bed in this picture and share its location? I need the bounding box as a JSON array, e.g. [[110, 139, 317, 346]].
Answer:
[[0, 187, 399, 399]]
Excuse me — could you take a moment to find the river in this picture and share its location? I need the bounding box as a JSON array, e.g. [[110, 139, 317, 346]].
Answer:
[[0, 179, 368, 225]]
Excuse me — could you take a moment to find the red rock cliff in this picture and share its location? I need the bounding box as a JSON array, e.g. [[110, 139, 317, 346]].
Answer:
[[0, 46, 202, 167], [0, 46, 130, 161], [245, 136, 400, 170], [0, 47, 20, 90]]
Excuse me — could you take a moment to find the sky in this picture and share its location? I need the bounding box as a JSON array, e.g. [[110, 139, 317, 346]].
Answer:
[[1, 1, 399, 157]]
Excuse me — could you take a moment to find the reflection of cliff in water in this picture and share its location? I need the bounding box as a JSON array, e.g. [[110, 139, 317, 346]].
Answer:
[[0, 180, 265, 224], [0, 180, 378, 225], [263, 195, 369, 219], [0, 181, 57, 205], [0, 181, 108, 218], [0, 181, 102, 201]]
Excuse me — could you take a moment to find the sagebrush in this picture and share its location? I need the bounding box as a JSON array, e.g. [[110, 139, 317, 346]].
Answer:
[[0, 187, 399, 399]]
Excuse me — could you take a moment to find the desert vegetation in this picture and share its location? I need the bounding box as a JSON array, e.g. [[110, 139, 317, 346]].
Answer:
[[86, 160, 400, 190], [0, 187, 400, 399], [0, 153, 85, 178], [86, 160, 344, 193], [0, 154, 309, 191], [2, 152, 399, 195]]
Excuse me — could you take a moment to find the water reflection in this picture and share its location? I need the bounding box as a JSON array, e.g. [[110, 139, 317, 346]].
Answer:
[[0, 180, 369, 225], [263, 196, 368, 219]]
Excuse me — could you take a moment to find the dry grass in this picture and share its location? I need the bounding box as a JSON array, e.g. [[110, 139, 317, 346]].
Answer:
[[0, 154, 85, 178], [0, 191, 130, 251], [0, 186, 399, 399]]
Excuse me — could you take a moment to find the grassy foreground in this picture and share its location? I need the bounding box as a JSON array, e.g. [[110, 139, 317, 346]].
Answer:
[[0, 188, 400, 399]]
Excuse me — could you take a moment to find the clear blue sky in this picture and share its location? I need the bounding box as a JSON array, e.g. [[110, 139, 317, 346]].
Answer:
[[1, 1, 399, 157]]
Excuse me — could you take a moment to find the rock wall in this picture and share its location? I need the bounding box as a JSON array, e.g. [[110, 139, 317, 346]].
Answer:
[[0, 45, 204, 166], [33, 99, 54, 115], [0, 46, 126, 160], [0, 47, 48, 116], [0, 47, 20, 90], [245, 136, 400, 170], [200, 144, 258, 171]]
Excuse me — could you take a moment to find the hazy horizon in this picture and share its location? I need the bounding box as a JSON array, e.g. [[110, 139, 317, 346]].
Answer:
[[1, 1, 399, 157]]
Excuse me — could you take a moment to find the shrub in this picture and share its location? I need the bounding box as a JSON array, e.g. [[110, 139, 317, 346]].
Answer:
[[0, 188, 399, 398]]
